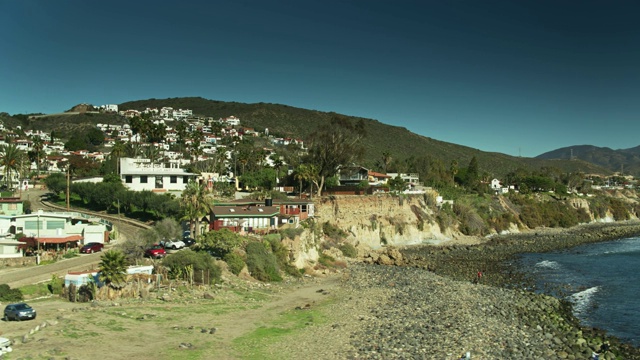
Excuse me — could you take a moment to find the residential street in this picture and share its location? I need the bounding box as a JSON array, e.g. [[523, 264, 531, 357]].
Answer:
[[0, 187, 144, 288]]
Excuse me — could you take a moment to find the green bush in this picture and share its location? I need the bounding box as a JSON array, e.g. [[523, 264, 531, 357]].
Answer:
[[199, 228, 246, 258], [162, 249, 221, 284], [279, 227, 304, 240], [0, 284, 24, 302], [48, 275, 64, 295], [339, 243, 357, 258], [318, 253, 336, 267], [224, 252, 246, 276], [63, 249, 79, 259], [245, 241, 282, 282], [322, 221, 347, 240], [609, 198, 630, 221], [266, 236, 300, 277]]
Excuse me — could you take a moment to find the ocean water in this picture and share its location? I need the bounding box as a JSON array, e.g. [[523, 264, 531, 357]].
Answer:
[[517, 236, 640, 347]]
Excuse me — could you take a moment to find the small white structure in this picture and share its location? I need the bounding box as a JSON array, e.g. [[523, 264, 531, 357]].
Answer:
[[0, 234, 25, 258], [65, 270, 99, 287]]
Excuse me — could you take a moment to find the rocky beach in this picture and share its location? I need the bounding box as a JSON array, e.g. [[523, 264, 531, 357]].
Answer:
[[270, 221, 640, 359]]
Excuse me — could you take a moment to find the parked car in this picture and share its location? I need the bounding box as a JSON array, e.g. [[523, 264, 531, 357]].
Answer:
[[80, 242, 104, 254], [163, 239, 185, 250], [145, 245, 167, 259], [182, 237, 196, 247], [3, 302, 36, 321]]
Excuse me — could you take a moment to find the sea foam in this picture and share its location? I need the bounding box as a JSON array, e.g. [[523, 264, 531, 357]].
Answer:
[[569, 286, 599, 315]]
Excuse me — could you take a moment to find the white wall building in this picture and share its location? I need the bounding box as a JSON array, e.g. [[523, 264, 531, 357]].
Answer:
[[119, 157, 197, 193]]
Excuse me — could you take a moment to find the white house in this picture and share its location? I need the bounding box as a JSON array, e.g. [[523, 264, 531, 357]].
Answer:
[[491, 178, 510, 194], [386, 173, 420, 186], [119, 157, 197, 193]]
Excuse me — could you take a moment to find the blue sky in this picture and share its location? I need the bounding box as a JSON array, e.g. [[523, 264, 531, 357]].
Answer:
[[1, 1, 639, 157]]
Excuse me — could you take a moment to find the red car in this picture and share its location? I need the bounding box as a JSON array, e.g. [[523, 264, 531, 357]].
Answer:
[[145, 245, 167, 259], [80, 242, 104, 254]]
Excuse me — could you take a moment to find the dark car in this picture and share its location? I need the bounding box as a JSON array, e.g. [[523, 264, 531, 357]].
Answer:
[[3, 303, 36, 321], [182, 237, 196, 247], [145, 244, 167, 259], [80, 242, 104, 254]]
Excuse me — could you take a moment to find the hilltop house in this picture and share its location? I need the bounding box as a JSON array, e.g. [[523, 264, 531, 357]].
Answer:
[[119, 157, 197, 193], [338, 166, 369, 186]]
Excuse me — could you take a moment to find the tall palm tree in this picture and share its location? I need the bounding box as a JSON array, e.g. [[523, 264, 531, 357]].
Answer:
[[0, 143, 26, 189], [180, 181, 215, 237], [98, 250, 127, 289], [110, 140, 127, 175], [31, 136, 45, 177], [381, 151, 392, 173], [144, 145, 161, 164]]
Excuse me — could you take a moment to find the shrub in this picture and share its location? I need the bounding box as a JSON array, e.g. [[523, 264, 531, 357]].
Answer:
[[224, 252, 246, 276], [279, 227, 304, 240], [266, 236, 300, 277], [0, 284, 23, 302], [63, 249, 79, 259], [609, 198, 630, 221], [318, 253, 336, 267], [48, 275, 64, 295], [245, 241, 282, 282], [162, 249, 222, 284], [199, 228, 246, 258], [322, 221, 347, 240], [339, 243, 357, 258]]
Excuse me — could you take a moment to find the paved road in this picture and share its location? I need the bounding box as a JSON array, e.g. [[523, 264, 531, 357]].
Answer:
[[0, 251, 104, 288], [0, 188, 147, 288]]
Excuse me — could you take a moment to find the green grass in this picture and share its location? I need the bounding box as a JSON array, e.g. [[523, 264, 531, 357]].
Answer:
[[232, 307, 328, 360], [19, 283, 51, 298]]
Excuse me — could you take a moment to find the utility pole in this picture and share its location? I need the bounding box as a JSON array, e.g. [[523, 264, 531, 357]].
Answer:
[[66, 164, 70, 210]]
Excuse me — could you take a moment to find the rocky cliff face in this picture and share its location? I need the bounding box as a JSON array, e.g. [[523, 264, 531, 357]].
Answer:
[[287, 194, 469, 268]]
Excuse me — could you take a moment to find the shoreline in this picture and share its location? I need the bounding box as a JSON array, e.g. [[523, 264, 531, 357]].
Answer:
[[399, 220, 640, 358]]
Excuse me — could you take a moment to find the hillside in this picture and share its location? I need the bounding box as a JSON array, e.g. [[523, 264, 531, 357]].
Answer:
[[0, 112, 126, 140], [537, 145, 640, 177], [120, 97, 611, 177]]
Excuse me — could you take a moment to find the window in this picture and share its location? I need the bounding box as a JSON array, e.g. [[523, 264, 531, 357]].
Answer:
[[46, 221, 65, 230], [155, 176, 163, 189], [24, 220, 43, 230], [125, 175, 133, 183], [183, 176, 189, 183], [8, 203, 17, 210], [170, 176, 177, 184], [140, 176, 148, 183]]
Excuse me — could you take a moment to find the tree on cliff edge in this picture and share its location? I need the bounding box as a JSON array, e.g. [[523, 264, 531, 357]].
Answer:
[[304, 115, 366, 196]]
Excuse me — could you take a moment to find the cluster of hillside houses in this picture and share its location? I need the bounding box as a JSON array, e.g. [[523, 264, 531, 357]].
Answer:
[[0, 103, 516, 260]]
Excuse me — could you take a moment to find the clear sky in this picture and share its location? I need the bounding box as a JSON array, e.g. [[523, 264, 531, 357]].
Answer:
[[1, 1, 639, 157]]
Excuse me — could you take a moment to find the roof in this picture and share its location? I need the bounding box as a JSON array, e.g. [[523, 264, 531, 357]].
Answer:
[[38, 234, 83, 244], [368, 171, 391, 178], [211, 206, 280, 218]]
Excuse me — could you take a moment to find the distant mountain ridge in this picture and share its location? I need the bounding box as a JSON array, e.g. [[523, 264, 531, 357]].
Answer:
[[536, 145, 640, 177]]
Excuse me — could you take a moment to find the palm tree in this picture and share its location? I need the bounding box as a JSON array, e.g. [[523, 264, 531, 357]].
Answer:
[[98, 250, 128, 289], [180, 181, 215, 237], [0, 143, 26, 189], [381, 151, 392, 173], [144, 145, 161, 164], [110, 140, 127, 175], [450, 160, 459, 184], [295, 164, 317, 198], [32, 136, 45, 177]]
